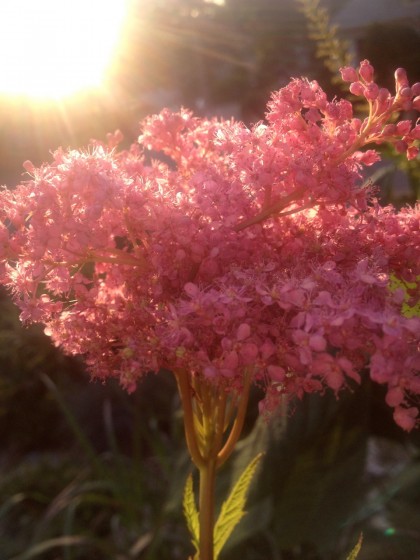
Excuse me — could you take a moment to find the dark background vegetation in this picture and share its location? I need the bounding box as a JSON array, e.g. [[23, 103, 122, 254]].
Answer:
[[0, 1, 419, 558]]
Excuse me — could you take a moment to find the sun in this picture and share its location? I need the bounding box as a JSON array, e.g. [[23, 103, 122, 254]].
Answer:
[[0, 0, 128, 99]]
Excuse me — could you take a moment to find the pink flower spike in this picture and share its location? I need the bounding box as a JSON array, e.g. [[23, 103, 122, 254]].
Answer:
[[0, 60, 419, 433]]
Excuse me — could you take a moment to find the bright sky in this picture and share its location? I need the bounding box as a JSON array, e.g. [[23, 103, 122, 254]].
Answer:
[[0, 0, 128, 99]]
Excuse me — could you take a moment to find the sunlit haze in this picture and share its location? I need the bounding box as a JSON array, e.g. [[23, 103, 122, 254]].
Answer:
[[0, 0, 128, 99]]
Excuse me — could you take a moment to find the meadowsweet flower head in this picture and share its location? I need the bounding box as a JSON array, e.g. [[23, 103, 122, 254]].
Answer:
[[1, 62, 419, 430]]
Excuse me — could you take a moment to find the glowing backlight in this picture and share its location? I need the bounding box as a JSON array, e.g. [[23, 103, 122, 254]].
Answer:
[[0, 0, 127, 99]]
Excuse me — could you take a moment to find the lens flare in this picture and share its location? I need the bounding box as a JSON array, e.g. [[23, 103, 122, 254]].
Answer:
[[0, 0, 128, 99]]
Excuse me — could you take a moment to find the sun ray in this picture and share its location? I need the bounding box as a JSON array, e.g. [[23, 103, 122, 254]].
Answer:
[[0, 0, 128, 99]]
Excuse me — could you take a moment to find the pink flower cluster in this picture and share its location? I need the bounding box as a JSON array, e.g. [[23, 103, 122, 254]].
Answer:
[[0, 61, 419, 430], [340, 60, 420, 160]]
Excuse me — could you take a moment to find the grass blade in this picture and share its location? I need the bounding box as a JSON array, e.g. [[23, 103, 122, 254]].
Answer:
[[346, 533, 363, 560]]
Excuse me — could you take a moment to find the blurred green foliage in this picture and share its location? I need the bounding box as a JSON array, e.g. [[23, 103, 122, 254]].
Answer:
[[296, 0, 353, 81]]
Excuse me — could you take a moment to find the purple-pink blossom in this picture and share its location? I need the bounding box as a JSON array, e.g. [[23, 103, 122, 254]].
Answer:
[[0, 61, 419, 430]]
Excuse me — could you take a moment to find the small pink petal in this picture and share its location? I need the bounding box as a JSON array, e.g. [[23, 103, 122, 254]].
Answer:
[[184, 282, 199, 297], [386, 387, 404, 407], [325, 369, 344, 391], [237, 323, 251, 341], [309, 334, 327, 352], [240, 342, 259, 364], [268, 365, 285, 382], [393, 406, 418, 432]]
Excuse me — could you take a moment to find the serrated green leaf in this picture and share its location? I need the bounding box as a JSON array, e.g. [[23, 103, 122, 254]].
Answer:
[[183, 473, 199, 552], [214, 453, 263, 559], [346, 533, 363, 560]]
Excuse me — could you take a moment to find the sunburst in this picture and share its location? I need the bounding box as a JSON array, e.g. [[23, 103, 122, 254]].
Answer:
[[0, 0, 128, 99]]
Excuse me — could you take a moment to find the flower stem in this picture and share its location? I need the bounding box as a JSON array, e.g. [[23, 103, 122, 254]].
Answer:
[[176, 370, 253, 559], [217, 369, 252, 468], [197, 459, 217, 560], [175, 369, 205, 469]]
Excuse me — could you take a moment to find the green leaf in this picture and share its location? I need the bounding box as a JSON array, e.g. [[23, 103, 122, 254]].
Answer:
[[183, 473, 199, 552], [214, 452, 263, 559], [265, 391, 369, 553], [346, 533, 363, 560]]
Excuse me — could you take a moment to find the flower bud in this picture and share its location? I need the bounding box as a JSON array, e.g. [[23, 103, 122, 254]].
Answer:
[[349, 81, 364, 96], [237, 323, 251, 341], [395, 67, 409, 91], [410, 124, 420, 140], [394, 139, 408, 153], [359, 60, 374, 83], [377, 88, 390, 104], [407, 146, 419, 160], [394, 406, 418, 432], [386, 386, 404, 407], [23, 160, 35, 173], [268, 365, 285, 382], [400, 99, 412, 111], [396, 120, 412, 135], [358, 150, 379, 165], [399, 86, 412, 98], [365, 82, 379, 100], [340, 66, 358, 82], [382, 124, 396, 136], [413, 96, 420, 111], [411, 82, 420, 96]]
